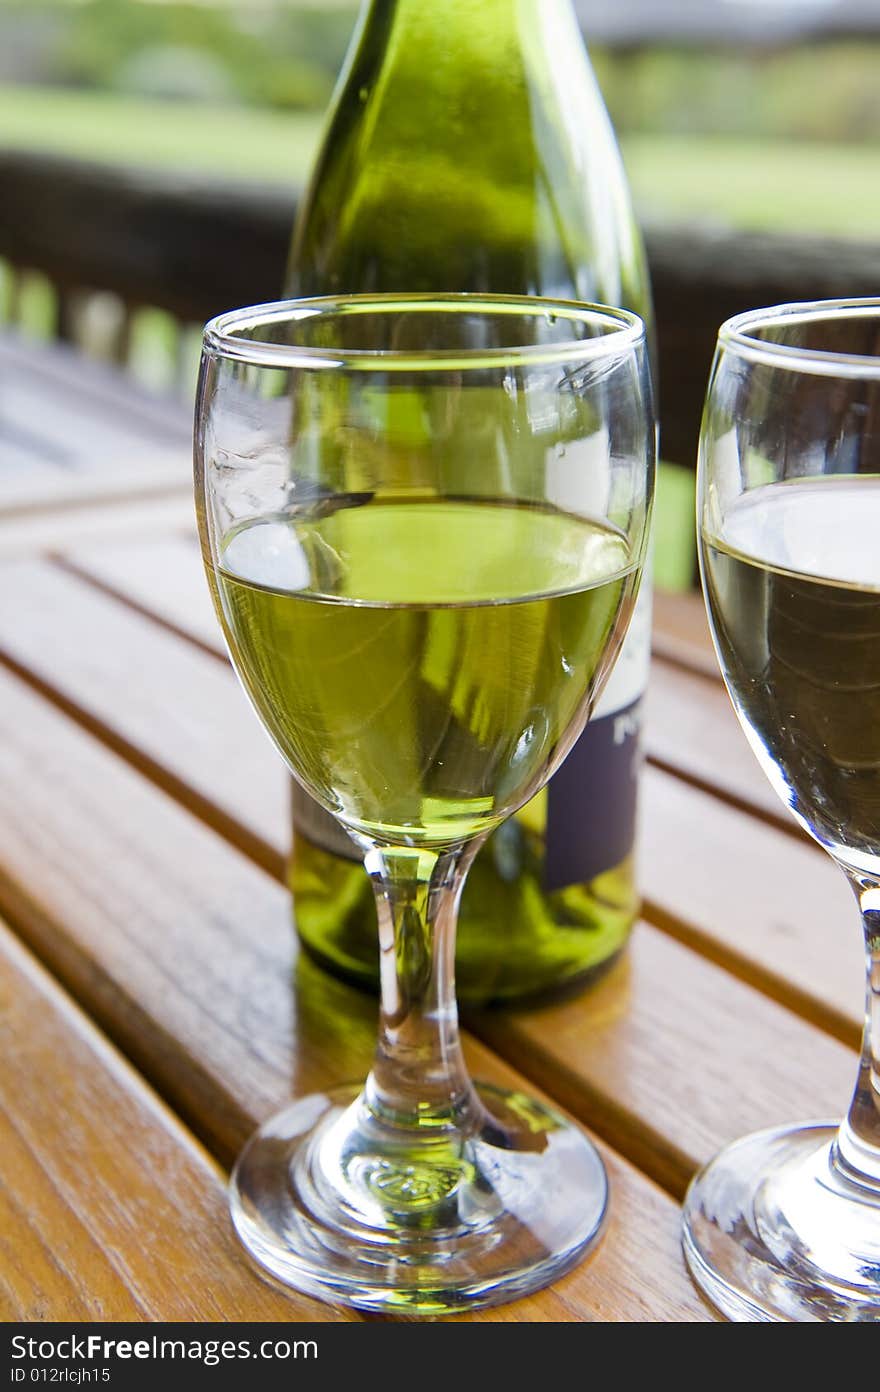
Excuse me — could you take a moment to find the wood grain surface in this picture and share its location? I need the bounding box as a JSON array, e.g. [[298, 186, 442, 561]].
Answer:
[[0, 668, 710, 1322], [644, 659, 791, 829], [0, 496, 195, 560], [471, 923, 855, 1198], [651, 588, 718, 679], [639, 765, 862, 1045], [0, 557, 287, 874], [0, 339, 191, 516], [0, 921, 347, 1322], [0, 359, 858, 1325], [59, 534, 219, 653], [0, 659, 855, 1203]]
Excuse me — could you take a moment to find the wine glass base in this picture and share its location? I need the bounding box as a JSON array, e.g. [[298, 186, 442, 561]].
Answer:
[[682, 1122, 880, 1322], [230, 1081, 608, 1315]]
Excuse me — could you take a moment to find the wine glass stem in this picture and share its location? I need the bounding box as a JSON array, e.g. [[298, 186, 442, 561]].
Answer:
[[836, 871, 880, 1189], [359, 839, 484, 1133]]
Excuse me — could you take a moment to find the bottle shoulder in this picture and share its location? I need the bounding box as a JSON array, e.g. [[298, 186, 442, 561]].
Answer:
[[288, 0, 651, 319]]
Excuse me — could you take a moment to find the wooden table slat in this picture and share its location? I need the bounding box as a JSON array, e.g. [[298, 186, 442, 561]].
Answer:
[[0, 336, 191, 516], [58, 534, 219, 654], [0, 919, 348, 1322], [0, 496, 195, 560], [640, 764, 862, 1046], [651, 588, 719, 680], [0, 335, 192, 448], [472, 920, 855, 1199], [644, 658, 798, 831], [0, 556, 287, 874]]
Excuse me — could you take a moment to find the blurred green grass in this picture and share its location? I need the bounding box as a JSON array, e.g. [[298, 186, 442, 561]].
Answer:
[[1, 85, 878, 237], [0, 85, 324, 182], [624, 133, 880, 237], [654, 463, 696, 591]]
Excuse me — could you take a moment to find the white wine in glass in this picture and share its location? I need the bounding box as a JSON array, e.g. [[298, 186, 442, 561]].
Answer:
[[212, 501, 634, 847], [195, 294, 654, 1314], [686, 298, 880, 1322]]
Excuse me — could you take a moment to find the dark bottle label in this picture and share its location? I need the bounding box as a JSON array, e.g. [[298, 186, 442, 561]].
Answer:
[[544, 575, 652, 890], [544, 697, 642, 891]]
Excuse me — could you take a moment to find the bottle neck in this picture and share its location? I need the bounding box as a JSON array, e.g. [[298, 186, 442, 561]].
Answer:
[[289, 0, 650, 326], [350, 0, 590, 103], [358, 0, 577, 45]]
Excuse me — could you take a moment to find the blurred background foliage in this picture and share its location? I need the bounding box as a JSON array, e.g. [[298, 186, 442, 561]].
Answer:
[[36, 0, 349, 109], [1, 0, 878, 239], [2, 0, 877, 139]]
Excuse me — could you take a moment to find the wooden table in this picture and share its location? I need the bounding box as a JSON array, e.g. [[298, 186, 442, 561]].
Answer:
[[0, 335, 862, 1323]]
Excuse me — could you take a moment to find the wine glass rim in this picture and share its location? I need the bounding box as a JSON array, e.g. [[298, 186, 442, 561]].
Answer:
[[202, 293, 645, 371], [719, 297, 880, 378]]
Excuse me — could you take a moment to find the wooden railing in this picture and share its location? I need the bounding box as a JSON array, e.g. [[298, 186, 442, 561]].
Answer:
[[1, 148, 877, 468]]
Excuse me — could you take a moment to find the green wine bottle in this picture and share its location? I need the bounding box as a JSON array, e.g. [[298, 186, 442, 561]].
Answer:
[[284, 0, 654, 1004]]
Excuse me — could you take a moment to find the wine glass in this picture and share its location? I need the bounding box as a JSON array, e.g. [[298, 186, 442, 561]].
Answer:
[[685, 297, 880, 1322], [194, 294, 653, 1314]]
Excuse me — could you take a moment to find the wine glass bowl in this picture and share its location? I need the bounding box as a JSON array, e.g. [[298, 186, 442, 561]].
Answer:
[[195, 294, 653, 1314], [685, 297, 880, 1322]]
